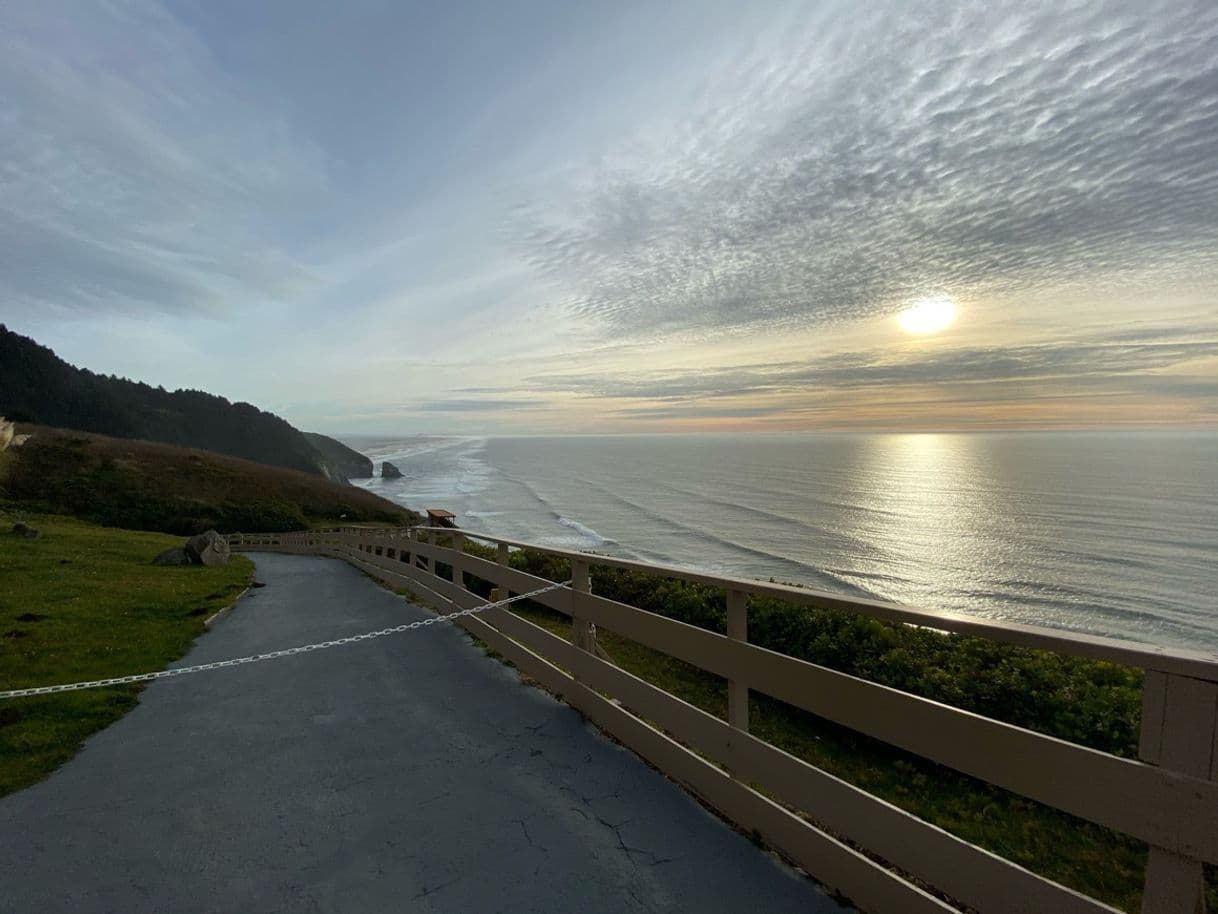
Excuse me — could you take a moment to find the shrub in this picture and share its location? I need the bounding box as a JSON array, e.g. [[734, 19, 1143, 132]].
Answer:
[[501, 548, 1141, 756]]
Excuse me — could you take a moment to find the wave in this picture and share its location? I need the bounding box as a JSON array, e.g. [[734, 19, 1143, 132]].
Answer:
[[497, 468, 556, 513], [489, 467, 631, 553], [576, 479, 879, 599], [646, 475, 901, 525], [393, 433, 1218, 651], [556, 515, 614, 547]]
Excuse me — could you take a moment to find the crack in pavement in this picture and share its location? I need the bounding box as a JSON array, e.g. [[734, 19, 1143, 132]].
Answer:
[[413, 876, 461, 901]]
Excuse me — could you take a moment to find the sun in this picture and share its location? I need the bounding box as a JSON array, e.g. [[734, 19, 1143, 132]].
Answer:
[[898, 296, 957, 335]]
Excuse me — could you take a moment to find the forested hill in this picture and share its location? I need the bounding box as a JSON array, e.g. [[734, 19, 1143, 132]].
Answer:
[[0, 324, 325, 476]]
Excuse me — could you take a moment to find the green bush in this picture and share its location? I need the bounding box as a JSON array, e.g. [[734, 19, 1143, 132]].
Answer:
[[498, 548, 1141, 756], [218, 499, 309, 533]]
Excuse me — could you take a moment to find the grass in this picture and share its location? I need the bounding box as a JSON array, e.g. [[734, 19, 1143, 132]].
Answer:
[[4, 426, 416, 535], [0, 510, 253, 797]]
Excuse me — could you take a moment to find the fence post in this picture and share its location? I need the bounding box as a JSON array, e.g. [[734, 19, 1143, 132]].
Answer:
[[451, 532, 465, 590], [496, 542, 512, 599], [727, 589, 749, 732], [1139, 670, 1217, 914], [571, 559, 595, 656]]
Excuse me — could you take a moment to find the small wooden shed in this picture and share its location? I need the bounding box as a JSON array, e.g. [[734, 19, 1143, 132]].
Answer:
[[425, 508, 456, 528]]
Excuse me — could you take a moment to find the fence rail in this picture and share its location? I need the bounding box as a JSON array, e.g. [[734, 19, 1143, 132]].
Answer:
[[230, 525, 1218, 914]]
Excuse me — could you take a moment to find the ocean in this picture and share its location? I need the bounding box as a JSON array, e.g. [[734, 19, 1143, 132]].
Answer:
[[348, 433, 1218, 652]]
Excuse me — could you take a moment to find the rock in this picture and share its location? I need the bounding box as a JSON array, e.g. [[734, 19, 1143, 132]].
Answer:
[[303, 432, 374, 481], [152, 546, 191, 566], [184, 530, 231, 567], [153, 530, 230, 567], [382, 461, 403, 479], [12, 522, 41, 539]]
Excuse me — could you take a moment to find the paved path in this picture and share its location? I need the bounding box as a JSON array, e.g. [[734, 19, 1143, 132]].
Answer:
[[0, 554, 848, 913]]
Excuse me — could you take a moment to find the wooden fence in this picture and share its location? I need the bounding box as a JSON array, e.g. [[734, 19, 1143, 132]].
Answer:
[[230, 526, 1218, 914]]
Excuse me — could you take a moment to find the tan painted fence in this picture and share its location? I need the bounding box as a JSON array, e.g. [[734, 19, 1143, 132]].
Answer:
[[231, 526, 1218, 914]]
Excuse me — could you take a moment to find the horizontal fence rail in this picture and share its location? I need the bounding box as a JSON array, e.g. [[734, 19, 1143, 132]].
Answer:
[[230, 525, 1218, 914]]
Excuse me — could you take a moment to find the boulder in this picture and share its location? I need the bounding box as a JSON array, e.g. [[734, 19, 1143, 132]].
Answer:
[[382, 461, 403, 479], [12, 522, 41, 539], [184, 530, 231, 567], [152, 546, 191, 566]]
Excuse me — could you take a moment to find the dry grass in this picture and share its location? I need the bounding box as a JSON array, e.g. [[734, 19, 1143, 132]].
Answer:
[[3, 426, 416, 534]]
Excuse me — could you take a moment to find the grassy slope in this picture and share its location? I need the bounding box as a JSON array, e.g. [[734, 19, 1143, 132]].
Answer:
[[4, 426, 416, 535], [0, 512, 252, 796]]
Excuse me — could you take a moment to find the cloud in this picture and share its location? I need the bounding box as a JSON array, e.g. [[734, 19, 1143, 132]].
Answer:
[[519, 337, 1215, 400], [506, 0, 1218, 340], [2, 0, 1214, 433], [416, 399, 547, 412], [0, 0, 324, 319], [615, 403, 791, 420]]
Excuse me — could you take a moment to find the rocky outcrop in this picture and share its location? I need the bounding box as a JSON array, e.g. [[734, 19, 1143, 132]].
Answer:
[[303, 433, 374, 482], [153, 530, 230, 567], [0, 418, 30, 451], [382, 461, 403, 479], [317, 464, 350, 485]]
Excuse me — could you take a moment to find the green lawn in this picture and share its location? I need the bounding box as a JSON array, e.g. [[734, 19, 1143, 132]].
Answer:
[[0, 511, 252, 796]]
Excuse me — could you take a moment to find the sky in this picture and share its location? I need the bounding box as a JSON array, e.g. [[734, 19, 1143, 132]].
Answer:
[[2, 0, 1217, 434]]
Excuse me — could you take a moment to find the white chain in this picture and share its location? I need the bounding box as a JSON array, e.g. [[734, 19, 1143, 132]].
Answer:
[[0, 580, 571, 700]]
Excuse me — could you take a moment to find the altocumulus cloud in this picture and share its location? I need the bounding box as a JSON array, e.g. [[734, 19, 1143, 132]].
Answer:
[[508, 0, 1218, 340], [2, 0, 1215, 433]]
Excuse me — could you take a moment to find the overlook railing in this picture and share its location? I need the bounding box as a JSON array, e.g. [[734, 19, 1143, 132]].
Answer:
[[230, 526, 1218, 914]]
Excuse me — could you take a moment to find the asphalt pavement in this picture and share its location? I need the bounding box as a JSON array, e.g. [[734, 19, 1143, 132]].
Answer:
[[0, 553, 848, 913]]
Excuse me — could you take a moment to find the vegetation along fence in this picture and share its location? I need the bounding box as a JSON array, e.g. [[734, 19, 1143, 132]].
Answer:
[[230, 525, 1218, 914]]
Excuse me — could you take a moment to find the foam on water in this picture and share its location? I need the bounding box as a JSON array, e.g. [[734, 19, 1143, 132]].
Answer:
[[341, 432, 1218, 651], [556, 515, 615, 548]]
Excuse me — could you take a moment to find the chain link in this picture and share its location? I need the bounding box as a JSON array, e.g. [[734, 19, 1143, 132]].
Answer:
[[0, 580, 571, 700]]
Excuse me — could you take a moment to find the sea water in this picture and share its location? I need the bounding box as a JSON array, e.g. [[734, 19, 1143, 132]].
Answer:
[[349, 432, 1218, 651]]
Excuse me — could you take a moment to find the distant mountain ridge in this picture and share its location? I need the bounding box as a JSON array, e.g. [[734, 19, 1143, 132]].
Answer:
[[0, 324, 366, 480]]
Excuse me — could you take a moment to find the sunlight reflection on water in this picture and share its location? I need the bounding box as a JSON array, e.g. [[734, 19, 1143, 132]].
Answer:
[[355, 432, 1218, 650]]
